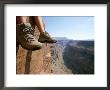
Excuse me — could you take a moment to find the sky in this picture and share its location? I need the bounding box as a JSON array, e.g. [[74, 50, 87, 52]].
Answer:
[[42, 16, 94, 40]]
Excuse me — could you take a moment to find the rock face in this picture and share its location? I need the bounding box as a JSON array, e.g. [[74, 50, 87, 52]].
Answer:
[[50, 42, 72, 74], [16, 44, 52, 74]]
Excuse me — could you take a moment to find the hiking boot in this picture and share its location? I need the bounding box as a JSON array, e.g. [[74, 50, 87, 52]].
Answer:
[[16, 23, 42, 50], [38, 31, 57, 43]]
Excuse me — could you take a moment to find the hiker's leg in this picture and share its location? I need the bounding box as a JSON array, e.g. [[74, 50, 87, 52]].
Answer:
[[33, 16, 45, 34], [16, 16, 28, 24]]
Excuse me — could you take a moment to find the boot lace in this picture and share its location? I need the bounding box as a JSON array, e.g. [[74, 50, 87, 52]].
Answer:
[[21, 23, 36, 42]]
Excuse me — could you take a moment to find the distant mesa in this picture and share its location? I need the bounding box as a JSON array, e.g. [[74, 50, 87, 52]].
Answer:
[[54, 37, 69, 40], [54, 37, 94, 41]]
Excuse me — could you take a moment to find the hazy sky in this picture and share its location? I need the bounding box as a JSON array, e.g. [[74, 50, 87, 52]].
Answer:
[[42, 16, 94, 40]]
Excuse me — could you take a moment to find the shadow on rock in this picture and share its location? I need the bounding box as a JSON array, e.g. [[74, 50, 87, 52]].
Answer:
[[24, 50, 32, 74]]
